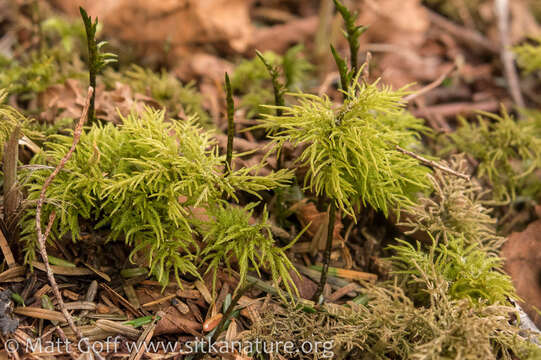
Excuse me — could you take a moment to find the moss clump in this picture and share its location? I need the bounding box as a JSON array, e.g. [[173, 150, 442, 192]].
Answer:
[[258, 76, 430, 217], [400, 155, 503, 251], [20, 108, 295, 289], [246, 284, 536, 360], [104, 65, 209, 124], [448, 109, 541, 202], [514, 37, 541, 74], [0, 54, 58, 96], [0, 16, 86, 98], [392, 156, 515, 305], [389, 234, 515, 305], [231, 45, 312, 118], [198, 203, 301, 295]]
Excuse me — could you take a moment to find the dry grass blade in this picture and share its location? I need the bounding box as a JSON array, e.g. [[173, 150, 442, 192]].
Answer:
[[96, 319, 141, 339], [194, 280, 213, 304], [64, 301, 97, 311], [0, 230, 16, 269], [142, 294, 176, 308], [83, 262, 111, 282], [0, 265, 25, 282], [31, 261, 95, 276], [13, 307, 67, 322], [100, 283, 144, 317]]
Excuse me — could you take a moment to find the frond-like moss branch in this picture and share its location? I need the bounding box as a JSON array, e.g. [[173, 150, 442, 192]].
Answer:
[[258, 78, 431, 218], [199, 203, 302, 296], [389, 234, 516, 306]]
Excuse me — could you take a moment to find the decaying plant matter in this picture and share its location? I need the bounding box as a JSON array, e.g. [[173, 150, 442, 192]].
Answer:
[[247, 283, 539, 360]]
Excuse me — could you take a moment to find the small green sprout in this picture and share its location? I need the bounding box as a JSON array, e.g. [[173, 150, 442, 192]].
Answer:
[[80, 7, 117, 124], [333, 0, 367, 76]]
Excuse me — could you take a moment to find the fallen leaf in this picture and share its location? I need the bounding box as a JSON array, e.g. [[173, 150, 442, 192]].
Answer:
[[293, 200, 344, 245], [502, 220, 541, 328], [154, 305, 202, 336], [49, 0, 253, 57], [288, 269, 317, 300]]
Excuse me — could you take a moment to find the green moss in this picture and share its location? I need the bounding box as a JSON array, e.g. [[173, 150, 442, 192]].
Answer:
[[104, 65, 209, 124], [0, 16, 88, 98], [257, 76, 431, 218], [448, 108, 541, 202], [389, 234, 515, 305], [514, 37, 541, 74], [20, 108, 294, 289], [231, 45, 312, 118], [0, 54, 57, 95], [198, 203, 301, 295]]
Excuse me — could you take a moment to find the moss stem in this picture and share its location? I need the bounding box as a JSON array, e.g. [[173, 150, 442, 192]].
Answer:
[[224, 73, 234, 177], [312, 201, 336, 303]]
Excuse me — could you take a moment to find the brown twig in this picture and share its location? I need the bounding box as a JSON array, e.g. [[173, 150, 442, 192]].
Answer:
[[495, 0, 525, 109], [404, 64, 456, 102], [35, 87, 93, 353], [396, 145, 470, 180], [410, 100, 507, 118], [54, 326, 78, 360]]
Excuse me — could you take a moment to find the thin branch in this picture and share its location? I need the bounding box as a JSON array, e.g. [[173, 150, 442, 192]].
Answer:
[[495, 0, 526, 108], [396, 145, 470, 180], [35, 87, 93, 352], [404, 64, 456, 102]]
